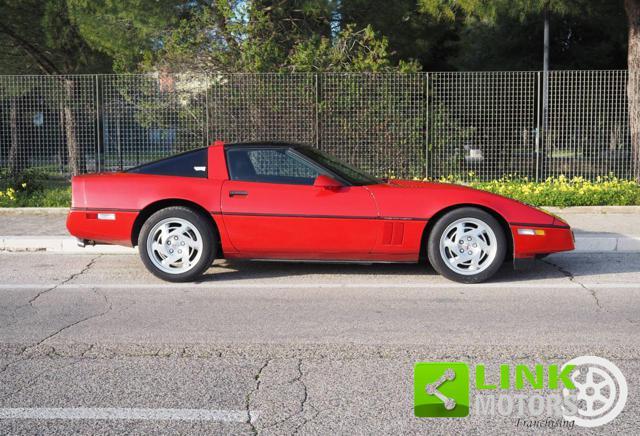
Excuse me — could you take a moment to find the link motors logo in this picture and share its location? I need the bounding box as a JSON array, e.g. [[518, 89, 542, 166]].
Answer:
[[414, 356, 628, 428], [562, 356, 628, 428]]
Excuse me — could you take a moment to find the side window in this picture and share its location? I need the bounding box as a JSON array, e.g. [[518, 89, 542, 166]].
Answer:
[[227, 148, 321, 185], [127, 148, 208, 178]]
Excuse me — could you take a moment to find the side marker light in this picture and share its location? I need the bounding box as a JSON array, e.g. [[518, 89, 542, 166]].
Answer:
[[517, 228, 545, 236]]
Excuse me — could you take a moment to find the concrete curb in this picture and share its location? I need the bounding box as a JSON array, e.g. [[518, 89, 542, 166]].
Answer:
[[545, 206, 640, 214], [0, 237, 135, 254], [1, 235, 639, 254], [0, 207, 68, 215], [573, 236, 640, 252]]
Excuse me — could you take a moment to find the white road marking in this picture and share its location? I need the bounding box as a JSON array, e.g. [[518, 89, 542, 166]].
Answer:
[[0, 283, 638, 289], [0, 407, 258, 423]]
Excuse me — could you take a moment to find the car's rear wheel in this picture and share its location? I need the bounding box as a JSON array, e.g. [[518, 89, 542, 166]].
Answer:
[[138, 206, 216, 282], [427, 207, 506, 283]]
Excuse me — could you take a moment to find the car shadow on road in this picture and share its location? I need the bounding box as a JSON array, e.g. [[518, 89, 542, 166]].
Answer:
[[195, 252, 640, 284], [197, 259, 439, 283], [491, 252, 640, 283]]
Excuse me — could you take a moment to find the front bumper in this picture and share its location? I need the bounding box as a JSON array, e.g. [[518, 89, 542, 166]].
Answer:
[[511, 223, 575, 259]]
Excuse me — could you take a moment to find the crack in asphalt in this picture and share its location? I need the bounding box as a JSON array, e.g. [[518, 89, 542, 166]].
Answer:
[[28, 255, 102, 307], [80, 344, 95, 358], [247, 359, 270, 434], [4, 343, 635, 361], [27, 288, 113, 351], [292, 358, 318, 435], [0, 352, 25, 376], [252, 358, 319, 434], [0, 255, 103, 332], [541, 259, 604, 310]]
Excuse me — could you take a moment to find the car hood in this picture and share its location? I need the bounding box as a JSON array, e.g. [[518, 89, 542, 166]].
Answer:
[[368, 179, 565, 227]]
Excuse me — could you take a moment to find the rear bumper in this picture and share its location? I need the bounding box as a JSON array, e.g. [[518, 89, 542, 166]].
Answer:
[[66, 209, 138, 247], [511, 223, 575, 259]]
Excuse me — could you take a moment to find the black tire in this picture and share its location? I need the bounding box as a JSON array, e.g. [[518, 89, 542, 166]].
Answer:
[[427, 207, 506, 284], [138, 206, 217, 282]]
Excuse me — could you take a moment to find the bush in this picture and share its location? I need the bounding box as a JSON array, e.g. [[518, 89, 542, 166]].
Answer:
[[459, 176, 640, 207], [0, 169, 71, 207], [0, 184, 71, 207]]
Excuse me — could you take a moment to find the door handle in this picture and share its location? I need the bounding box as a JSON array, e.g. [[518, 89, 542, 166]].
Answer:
[[229, 190, 248, 197]]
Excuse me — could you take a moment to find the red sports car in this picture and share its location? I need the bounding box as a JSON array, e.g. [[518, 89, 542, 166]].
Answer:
[[67, 141, 574, 283]]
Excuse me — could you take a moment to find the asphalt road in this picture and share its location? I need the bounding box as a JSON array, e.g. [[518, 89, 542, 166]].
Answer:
[[0, 252, 639, 434]]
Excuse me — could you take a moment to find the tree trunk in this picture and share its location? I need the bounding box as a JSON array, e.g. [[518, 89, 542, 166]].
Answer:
[[7, 96, 22, 179], [625, 0, 640, 181], [62, 78, 84, 176]]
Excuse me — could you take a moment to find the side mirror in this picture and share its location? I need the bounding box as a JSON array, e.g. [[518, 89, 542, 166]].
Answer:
[[313, 174, 342, 190]]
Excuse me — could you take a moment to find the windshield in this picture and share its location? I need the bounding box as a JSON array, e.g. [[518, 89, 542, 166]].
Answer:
[[296, 146, 382, 186]]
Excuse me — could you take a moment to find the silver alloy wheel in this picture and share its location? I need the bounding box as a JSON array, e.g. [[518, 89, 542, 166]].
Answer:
[[438, 217, 498, 276], [146, 217, 203, 274]]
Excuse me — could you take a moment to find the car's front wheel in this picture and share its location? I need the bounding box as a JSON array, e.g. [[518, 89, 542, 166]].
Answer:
[[138, 206, 216, 282], [427, 207, 506, 283]]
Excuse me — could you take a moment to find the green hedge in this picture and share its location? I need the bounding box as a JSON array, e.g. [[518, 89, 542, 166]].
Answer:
[[1, 175, 640, 208], [444, 176, 640, 207]]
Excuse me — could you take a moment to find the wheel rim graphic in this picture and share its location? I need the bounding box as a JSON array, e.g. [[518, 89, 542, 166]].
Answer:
[[147, 217, 203, 274], [562, 356, 628, 427], [439, 218, 498, 275]]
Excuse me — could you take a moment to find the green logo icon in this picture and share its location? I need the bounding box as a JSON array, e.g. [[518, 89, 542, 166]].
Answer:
[[414, 362, 470, 417]]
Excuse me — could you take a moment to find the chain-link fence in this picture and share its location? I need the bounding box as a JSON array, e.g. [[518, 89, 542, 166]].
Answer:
[[0, 71, 637, 182]]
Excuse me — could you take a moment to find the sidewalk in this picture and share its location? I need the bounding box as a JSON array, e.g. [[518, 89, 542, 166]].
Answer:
[[1, 207, 639, 253]]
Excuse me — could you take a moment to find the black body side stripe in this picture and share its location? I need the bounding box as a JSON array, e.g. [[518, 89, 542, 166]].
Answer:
[[210, 211, 428, 221], [509, 222, 570, 229], [71, 207, 140, 213]]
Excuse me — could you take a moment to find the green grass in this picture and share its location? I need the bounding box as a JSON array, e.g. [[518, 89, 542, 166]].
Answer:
[[0, 168, 71, 207], [0, 184, 71, 207], [1, 175, 639, 208]]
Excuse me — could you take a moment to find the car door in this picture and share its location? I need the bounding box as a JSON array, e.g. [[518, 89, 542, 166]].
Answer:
[[220, 146, 380, 259]]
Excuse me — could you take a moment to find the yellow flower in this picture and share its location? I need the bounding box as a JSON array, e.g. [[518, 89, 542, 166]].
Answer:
[[21, 183, 27, 188]]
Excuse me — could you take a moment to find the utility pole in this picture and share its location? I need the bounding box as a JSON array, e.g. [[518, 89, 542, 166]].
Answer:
[[543, 4, 550, 75], [541, 2, 550, 180]]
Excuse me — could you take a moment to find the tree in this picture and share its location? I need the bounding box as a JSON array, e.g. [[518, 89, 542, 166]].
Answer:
[[417, 1, 596, 65], [148, 0, 414, 73], [0, 0, 112, 178], [624, 0, 640, 181], [153, 0, 282, 72], [0, 1, 112, 75], [288, 24, 420, 72], [67, 0, 181, 72], [150, 0, 334, 73], [450, 2, 626, 71], [339, 0, 461, 71], [420, 0, 640, 181]]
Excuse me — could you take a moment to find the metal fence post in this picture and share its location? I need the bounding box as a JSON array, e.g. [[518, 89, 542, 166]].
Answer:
[[314, 73, 320, 148], [205, 73, 210, 146], [94, 75, 101, 172], [541, 69, 550, 181], [425, 72, 430, 180], [535, 71, 541, 181]]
